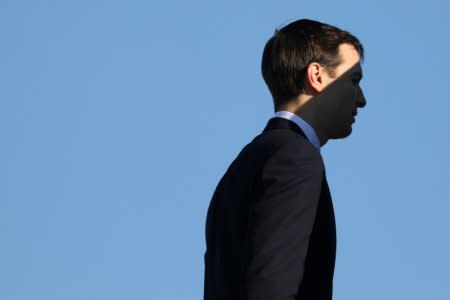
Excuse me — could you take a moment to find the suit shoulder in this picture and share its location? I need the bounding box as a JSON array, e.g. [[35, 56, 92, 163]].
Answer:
[[221, 129, 323, 182], [249, 129, 322, 163]]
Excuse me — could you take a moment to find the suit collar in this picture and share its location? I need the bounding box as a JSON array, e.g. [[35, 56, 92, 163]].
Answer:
[[263, 117, 308, 140]]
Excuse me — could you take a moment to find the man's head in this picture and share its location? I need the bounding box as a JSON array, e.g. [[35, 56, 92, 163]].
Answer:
[[261, 19, 366, 143]]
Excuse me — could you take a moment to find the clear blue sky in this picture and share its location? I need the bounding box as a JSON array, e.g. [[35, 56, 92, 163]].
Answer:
[[2, 0, 450, 299]]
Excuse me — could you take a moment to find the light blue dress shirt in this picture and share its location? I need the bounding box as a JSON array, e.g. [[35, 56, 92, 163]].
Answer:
[[273, 111, 321, 151]]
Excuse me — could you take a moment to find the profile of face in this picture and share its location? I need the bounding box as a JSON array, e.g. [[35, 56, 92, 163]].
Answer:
[[310, 43, 367, 140]]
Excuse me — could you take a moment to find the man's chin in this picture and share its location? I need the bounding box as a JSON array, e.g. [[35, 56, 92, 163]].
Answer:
[[331, 127, 353, 139]]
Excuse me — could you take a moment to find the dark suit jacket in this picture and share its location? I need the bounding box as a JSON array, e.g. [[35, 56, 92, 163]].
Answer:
[[204, 117, 337, 300]]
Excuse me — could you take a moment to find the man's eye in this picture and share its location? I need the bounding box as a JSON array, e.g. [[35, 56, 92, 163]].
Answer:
[[352, 78, 361, 84]]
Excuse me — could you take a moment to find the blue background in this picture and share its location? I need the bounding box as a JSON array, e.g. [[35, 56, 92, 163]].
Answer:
[[2, 0, 449, 299]]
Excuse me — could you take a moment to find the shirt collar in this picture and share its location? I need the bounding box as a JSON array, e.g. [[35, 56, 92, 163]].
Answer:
[[273, 111, 321, 150]]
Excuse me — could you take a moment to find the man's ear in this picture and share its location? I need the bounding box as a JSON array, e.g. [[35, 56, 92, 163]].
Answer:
[[305, 62, 325, 93]]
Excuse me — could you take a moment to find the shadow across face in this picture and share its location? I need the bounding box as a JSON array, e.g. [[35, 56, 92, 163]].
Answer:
[[296, 55, 366, 144]]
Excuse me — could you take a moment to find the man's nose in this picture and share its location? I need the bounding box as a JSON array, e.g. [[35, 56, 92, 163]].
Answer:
[[357, 87, 366, 108]]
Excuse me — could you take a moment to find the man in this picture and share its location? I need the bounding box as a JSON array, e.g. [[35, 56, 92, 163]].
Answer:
[[204, 19, 366, 300]]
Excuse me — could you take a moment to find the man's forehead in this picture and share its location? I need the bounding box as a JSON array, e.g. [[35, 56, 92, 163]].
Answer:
[[339, 43, 361, 63], [335, 44, 361, 73]]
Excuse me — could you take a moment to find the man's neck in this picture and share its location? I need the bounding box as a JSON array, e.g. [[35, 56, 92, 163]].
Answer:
[[274, 111, 323, 150], [277, 101, 328, 147]]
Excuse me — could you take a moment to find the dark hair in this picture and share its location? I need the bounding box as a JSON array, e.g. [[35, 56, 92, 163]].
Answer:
[[261, 19, 364, 109]]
